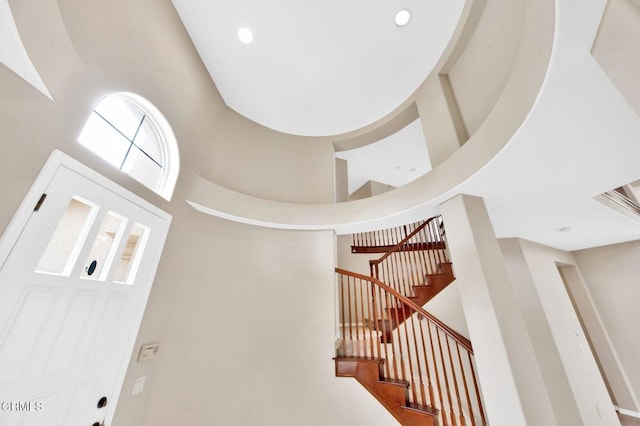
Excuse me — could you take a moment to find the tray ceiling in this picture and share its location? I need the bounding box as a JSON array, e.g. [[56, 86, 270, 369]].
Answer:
[[172, 0, 465, 136]]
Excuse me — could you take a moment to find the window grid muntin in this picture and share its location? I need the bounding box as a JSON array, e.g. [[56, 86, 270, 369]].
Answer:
[[78, 91, 179, 201], [92, 99, 164, 172]]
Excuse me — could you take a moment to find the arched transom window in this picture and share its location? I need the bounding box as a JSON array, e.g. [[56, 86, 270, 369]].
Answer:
[[78, 92, 179, 200]]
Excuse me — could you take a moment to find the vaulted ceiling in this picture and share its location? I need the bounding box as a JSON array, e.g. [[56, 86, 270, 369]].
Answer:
[[171, 0, 465, 136]]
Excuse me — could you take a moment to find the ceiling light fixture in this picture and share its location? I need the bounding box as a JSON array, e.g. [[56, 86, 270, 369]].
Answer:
[[237, 27, 253, 44], [395, 10, 411, 27]]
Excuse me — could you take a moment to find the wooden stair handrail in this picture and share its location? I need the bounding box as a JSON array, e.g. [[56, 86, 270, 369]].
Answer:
[[370, 216, 440, 266], [336, 267, 472, 353]]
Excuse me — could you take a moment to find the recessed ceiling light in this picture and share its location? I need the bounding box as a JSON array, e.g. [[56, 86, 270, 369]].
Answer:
[[237, 27, 253, 44], [395, 10, 411, 27]]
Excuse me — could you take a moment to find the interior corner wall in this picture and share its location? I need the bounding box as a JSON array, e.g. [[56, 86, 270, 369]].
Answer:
[[0, 0, 369, 425], [5, 0, 335, 208], [573, 240, 640, 412], [126, 215, 395, 426], [440, 195, 555, 425], [415, 75, 463, 168], [591, 0, 640, 123], [499, 238, 582, 425], [447, 0, 525, 135], [348, 180, 394, 201], [336, 235, 376, 276], [334, 158, 349, 203], [513, 239, 619, 424]]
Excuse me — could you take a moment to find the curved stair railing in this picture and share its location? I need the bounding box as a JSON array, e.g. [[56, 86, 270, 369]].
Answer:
[[335, 269, 486, 426]]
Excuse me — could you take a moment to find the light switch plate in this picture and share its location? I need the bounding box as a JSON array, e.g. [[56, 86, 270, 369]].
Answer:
[[137, 343, 160, 362], [132, 376, 146, 395]]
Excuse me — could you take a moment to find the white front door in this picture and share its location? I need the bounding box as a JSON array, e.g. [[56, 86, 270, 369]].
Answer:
[[0, 152, 171, 426]]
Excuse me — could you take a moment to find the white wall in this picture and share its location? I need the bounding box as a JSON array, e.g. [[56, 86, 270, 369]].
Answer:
[[422, 280, 469, 339], [573, 240, 640, 413], [447, 0, 524, 135], [441, 195, 556, 425], [129, 215, 395, 426], [349, 180, 394, 201], [500, 238, 582, 425], [514, 239, 619, 424], [0, 1, 397, 424], [416, 75, 464, 167], [592, 0, 640, 121], [336, 235, 378, 276]]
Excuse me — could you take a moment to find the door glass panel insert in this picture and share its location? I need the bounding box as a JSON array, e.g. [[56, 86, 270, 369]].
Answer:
[[36, 197, 96, 276], [113, 223, 149, 285], [80, 212, 127, 281]]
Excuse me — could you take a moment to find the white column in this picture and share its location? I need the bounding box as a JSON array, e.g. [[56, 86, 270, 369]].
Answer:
[[440, 194, 556, 425], [334, 158, 349, 202], [415, 75, 466, 167]]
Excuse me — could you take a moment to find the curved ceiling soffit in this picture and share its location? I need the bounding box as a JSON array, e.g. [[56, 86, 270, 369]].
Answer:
[[186, 0, 556, 234], [6, 0, 84, 101], [331, 0, 487, 153], [0, 0, 52, 99], [173, 0, 468, 137]]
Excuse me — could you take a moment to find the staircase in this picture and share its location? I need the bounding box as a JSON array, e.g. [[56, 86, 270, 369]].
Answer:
[[335, 217, 486, 426], [351, 220, 447, 254]]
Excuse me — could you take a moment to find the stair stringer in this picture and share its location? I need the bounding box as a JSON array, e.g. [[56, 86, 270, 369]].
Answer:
[[379, 263, 456, 340], [335, 357, 437, 426], [410, 262, 455, 306]]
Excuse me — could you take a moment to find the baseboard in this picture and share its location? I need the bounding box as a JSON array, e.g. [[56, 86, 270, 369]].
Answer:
[[615, 406, 640, 419]]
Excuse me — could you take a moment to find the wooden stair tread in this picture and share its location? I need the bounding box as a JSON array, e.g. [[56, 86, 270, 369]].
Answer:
[[403, 402, 437, 415], [334, 356, 384, 363], [378, 377, 410, 387]]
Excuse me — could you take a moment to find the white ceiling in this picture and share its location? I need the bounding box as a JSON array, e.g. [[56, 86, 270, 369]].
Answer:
[[171, 0, 465, 136], [184, 0, 640, 252], [335, 118, 431, 194]]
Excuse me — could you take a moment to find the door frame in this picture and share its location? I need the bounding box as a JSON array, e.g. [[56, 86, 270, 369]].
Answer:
[[0, 149, 172, 424]]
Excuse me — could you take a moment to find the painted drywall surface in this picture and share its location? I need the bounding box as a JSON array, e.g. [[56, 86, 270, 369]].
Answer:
[[422, 279, 469, 339], [416, 75, 463, 168], [557, 265, 624, 407], [441, 195, 555, 425], [349, 180, 394, 201], [336, 235, 378, 277], [133, 214, 395, 426], [573, 240, 640, 411], [334, 158, 349, 203], [0, 0, 52, 99], [0, 0, 334, 217], [7, 0, 334, 206], [517, 239, 620, 425], [592, 0, 640, 121], [0, 1, 395, 425], [499, 238, 582, 425], [180, 0, 555, 236], [447, 0, 524, 135]]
